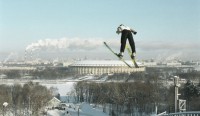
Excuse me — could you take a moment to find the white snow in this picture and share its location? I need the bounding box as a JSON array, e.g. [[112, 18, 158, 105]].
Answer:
[[0, 77, 159, 116], [43, 82, 75, 96], [47, 102, 108, 116]]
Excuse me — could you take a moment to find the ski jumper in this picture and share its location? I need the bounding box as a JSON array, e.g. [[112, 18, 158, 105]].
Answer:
[[116, 25, 137, 55]]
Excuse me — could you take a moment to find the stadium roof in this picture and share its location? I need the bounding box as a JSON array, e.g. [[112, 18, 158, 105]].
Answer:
[[70, 60, 141, 67]]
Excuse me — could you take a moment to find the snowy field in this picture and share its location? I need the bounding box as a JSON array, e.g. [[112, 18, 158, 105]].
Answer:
[[0, 74, 109, 95], [0, 79, 75, 95], [43, 82, 75, 96], [47, 102, 109, 116]]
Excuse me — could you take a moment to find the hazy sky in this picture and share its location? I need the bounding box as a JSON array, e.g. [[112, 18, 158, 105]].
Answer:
[[0, 0, 200, 61]]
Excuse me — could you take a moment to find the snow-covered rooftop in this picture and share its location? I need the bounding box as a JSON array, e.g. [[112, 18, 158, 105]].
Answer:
[[70, 60, 141, 67]]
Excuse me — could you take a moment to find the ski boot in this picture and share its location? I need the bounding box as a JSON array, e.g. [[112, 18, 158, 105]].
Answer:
[[116, 53, 123, 58], [131, 52, 136, 59]]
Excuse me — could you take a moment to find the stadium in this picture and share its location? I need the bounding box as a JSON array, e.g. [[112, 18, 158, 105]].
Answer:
[[69, 60, 145, 75]]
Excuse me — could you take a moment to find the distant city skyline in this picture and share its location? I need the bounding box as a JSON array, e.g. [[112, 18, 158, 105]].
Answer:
[[0, 0, 200, 61]]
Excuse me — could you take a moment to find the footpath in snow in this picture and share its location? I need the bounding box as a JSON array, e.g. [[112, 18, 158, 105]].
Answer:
[[47, 102, 108, 116]]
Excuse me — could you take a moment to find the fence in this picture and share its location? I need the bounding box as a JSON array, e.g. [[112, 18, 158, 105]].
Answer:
[[159, 111, 200, 116]]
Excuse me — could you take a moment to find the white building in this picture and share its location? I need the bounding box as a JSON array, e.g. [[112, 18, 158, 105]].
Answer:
[[47, 97, 61, 109], [143, 62, 157, 66], [167, 62, 182, 66], [69, 60, 145, 75]]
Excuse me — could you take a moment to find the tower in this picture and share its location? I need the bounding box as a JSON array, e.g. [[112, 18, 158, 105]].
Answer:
[[174, 76, 186, 112]]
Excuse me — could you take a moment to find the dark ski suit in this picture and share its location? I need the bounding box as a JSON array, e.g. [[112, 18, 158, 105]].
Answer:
[[116, 25, 137, 54]]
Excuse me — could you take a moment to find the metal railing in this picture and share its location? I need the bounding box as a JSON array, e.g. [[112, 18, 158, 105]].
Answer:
[[159, 111, 200, 116]]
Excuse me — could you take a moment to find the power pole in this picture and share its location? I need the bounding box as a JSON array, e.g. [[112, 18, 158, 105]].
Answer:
[[174, 76, 186, 112], [78, 106, 79, 116], [174, 76, 180, 113]]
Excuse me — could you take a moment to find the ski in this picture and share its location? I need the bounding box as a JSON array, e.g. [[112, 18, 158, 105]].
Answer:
[[126, 45, 139, 68], [103, 42, 132, 68]]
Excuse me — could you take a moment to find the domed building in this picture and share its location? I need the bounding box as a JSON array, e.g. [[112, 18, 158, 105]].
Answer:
[[69, 60, 145, 75]]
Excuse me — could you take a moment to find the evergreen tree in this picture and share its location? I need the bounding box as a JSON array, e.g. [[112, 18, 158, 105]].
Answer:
[[183, 80, 196, 100], [195, 82, 200, 97]]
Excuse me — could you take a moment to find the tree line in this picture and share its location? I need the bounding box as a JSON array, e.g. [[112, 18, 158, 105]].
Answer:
[[180, 80, 200, 111], [0, 67, 74, 79], [73, 78, 200, 115], [73, 81, 170, 115], [0, 81, 53, 115]]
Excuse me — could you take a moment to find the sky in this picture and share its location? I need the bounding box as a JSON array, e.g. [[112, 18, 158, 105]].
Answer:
[[0, 0, 200, 61]]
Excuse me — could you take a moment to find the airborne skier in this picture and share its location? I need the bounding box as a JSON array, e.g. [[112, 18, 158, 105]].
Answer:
[[103, 24, 139, 68], [116, 24, 137, 59]]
